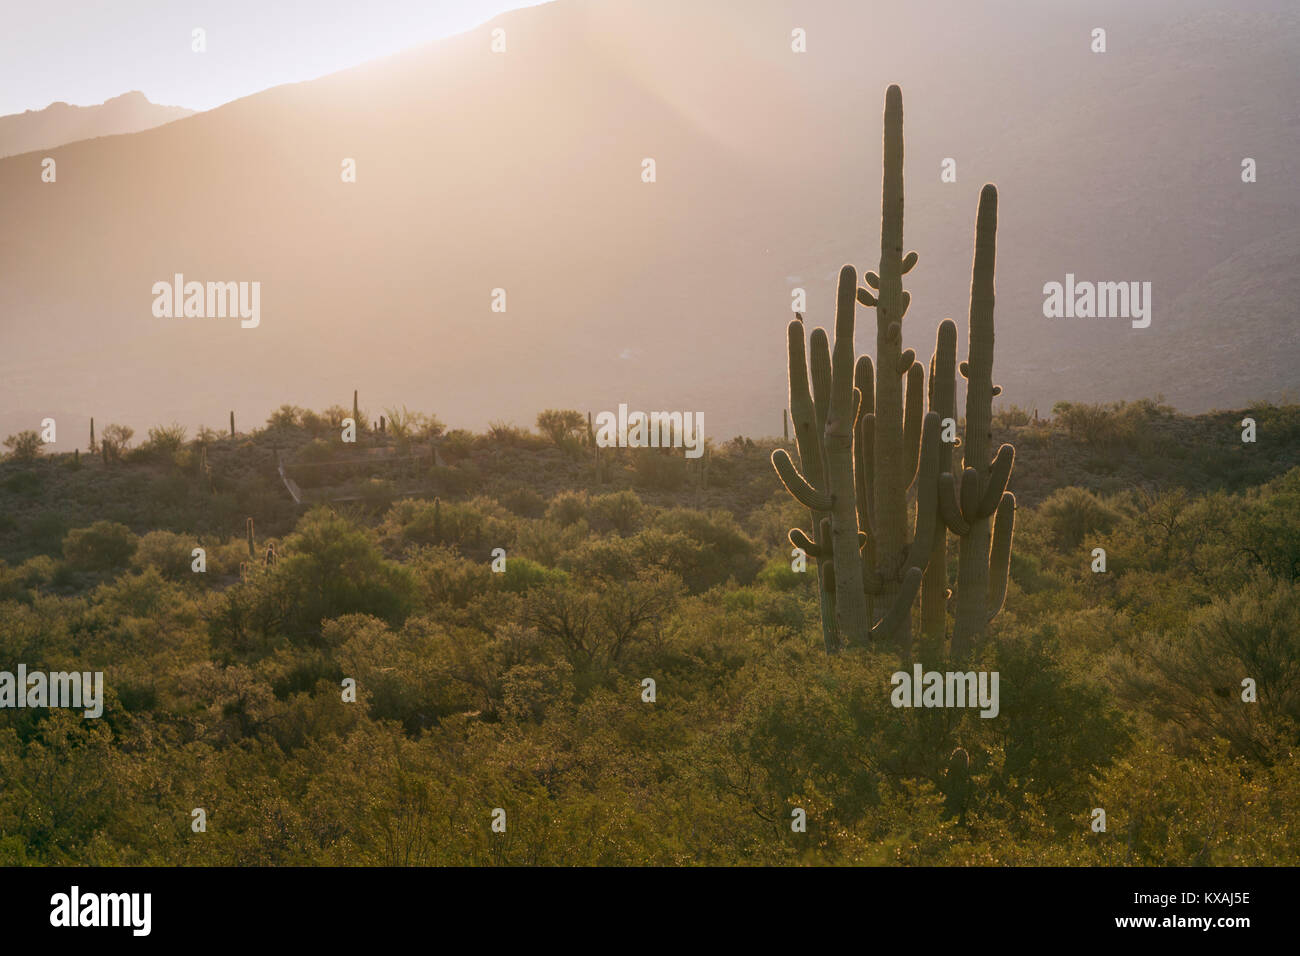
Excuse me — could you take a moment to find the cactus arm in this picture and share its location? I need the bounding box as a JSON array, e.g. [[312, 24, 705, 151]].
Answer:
[[855, 355, 875, 415], [853, 355, 877, 539], [819, 515, 838, 634], [986, 492, 1015, 622], [786, 319, 822, 478], [825, 265, 870, 644], [938, 472, 972, 535], [976, 444, 1015, 519], [903, 413, 942, 569], [959, 466, 982, 525], [773, 449, 832, 511], [861, 566, 923, 644], [855, 407, 878, 612], [922, 319, 958, 638], [810, 327, 832, 450], [953, 185, 1000, 655], [903, 362, 924, 489], [783, 318, 838, 652], [789, 528, 828, 560]]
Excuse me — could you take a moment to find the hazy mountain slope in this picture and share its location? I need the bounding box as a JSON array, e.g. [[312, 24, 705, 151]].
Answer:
[[0, 90, 195, 158], [0, 0, 1296, 446]]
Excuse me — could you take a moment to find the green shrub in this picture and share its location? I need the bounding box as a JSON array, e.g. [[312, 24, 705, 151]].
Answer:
[[145, 422, 187, 454], [632, 448, 687, 490], [536, 409, 586, 450], [588, 490, 644, 535], [546, 490, 589, 527], [131, 530, 200, 579], [2, 430, 43, 462], [497, 485, 548, 519], [2, 471, 42, 495], [756, 557, 808, 591], [63, 521, 138, 571], [1037, 487, 1123, 552]]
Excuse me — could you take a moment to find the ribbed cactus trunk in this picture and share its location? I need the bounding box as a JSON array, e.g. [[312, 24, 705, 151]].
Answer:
[[870, 85, 912, 647], [922, 320, 958, 638], [826, 267, 869, 643], [246, 517, 256, 559], [954, 186, 999, 654], [784, 318, 837, 652], [230, 411, 235, 437]]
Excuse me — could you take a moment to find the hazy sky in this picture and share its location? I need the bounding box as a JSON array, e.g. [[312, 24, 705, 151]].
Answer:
[[0, 0, 549, 116]]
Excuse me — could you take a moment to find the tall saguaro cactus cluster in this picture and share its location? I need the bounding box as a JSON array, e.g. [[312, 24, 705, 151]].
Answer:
[[773, 85, 1015, 656]]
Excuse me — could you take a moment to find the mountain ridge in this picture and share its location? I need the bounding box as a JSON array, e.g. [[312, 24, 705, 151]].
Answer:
[[1, 0, 1296, 443]]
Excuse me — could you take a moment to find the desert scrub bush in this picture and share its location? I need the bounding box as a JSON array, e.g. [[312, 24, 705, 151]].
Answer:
[[648, 509, 762, 591], [1126, 575, 1300, 761], [993, 404, 1034, 428], [381, 497, 514, 555], [498, 556, 568, 593], [510, 518, 589, 567], [144, 423, 187, 455], [438, 429, 475, 460], [587, 490, 644, 535], [100, 423, 134, 462], [269, 507, 418, 639], [495, 484, 548, 519], [536, 409, 586, 450], [407, 545, 496, 608], [2, 470, 42, 495], [546, 490, 590, 527], [500, 659, 577, 723], [1231, 467, 1300, 582], [1051, 399, 1168, 449], [631, 448, 686, 490], [360, 478, 398, 512], [1036, 487, 1123, 552], [17, 554, 58, 589], [295, 438, 337, 466], [427, 464, 475, 496], [63, 520, 137, 571], [266, 405, 304, 430], [487, 420, 538, 448], [130, 530, 200, 579], [756, 556, 811, 592], [384, 406, 445, 451], [27, 512, 69, 556], [2, 430, 43, 462]]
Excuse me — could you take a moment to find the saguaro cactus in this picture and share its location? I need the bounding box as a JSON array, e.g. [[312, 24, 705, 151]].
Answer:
[[857, 85, 922, 642], [772, 85, 1014, 654], [921, 319, 958, 639], [776, 318, 837, 650], [939, 186, 1016, 655], [246, 516, 256, 559], [851, 85, 944, 648]]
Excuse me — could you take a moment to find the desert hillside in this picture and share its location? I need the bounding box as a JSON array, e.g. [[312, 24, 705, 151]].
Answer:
[[1, 0, 1296, 442], [0, 90, 194, 158]]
